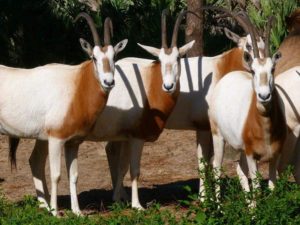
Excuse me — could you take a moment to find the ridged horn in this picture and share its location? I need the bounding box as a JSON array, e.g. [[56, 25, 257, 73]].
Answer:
[[104, 17, 113, 46], [74, 12, 100, 46], [171, 10, 187, 47], [202, 6, 259, 58], [161, 9, 168, 48], [265, 16, 275, 57]]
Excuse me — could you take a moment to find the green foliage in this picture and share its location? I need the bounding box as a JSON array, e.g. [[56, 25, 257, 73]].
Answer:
[[0, 165, 299, 224], [247, 0, 299, 54]]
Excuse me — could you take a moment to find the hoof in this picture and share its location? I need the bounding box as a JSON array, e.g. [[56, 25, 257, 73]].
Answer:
[[132, 203, 145, 210]]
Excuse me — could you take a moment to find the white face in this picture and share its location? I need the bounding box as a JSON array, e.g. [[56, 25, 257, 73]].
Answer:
[[251, 57, 274, 103], [137, 40, 195, 94], [159, 47, 180, 93], [93, 45, 115, 92]]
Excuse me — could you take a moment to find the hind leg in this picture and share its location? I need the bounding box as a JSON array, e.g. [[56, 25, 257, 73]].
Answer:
[[129, 138, 144, 210], [29, 140, 50, 209], [106, 141, 129, 201]]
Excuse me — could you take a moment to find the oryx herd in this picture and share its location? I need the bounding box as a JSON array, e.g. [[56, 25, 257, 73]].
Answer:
[[1, 6, 300, 216]]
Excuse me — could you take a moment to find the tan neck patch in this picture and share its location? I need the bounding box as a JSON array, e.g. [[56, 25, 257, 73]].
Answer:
[[48, 60, 108, 139], [242, 92, 286, 161], [133, 62, 179, 141], [215, 48, 245, 83], [274, 34, 300, 76]]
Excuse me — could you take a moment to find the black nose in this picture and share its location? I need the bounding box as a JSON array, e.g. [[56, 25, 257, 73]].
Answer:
[[163, 83, 174, 91], [258, 93, 271, 100], [104, 79, 115, 87]]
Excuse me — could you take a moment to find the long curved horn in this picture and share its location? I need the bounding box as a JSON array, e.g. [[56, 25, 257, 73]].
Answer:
[[265, 16, 275, 57], [202, 6, 259, 58], [74, 12, 100, 46], [171, 10, 187, 47], [104, 17, 113, 46], [236, 11, 261, 40], [161, 9, 168, 48]]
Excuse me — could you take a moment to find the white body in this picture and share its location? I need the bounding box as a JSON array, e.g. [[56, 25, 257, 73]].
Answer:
[[0, 59, 111, 216], [209, 72, 253, 150], [0, 64, 78, 139]]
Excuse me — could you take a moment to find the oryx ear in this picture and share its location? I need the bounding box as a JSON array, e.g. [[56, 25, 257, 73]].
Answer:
[[79, 38, 93, 57], [114, 39, 128, 54], [224, 28, 241, 44], [243, 51, 253, 67], [137, 43, 161, 57], [179, 40, 195, 57], [272, 51, 282, 64]]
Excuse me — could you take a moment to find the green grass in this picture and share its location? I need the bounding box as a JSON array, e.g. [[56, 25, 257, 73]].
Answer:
[[0, 167, 299, 224]]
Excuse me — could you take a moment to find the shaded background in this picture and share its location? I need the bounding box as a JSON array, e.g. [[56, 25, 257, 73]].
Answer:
[[0, 0, 298, 68]]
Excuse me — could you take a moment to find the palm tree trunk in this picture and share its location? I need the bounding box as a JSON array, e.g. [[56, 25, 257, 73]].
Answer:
[[186, 0, 204, 57]]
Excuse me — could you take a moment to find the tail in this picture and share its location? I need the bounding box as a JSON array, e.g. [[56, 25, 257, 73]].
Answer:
[[9, 137, 20, 170]]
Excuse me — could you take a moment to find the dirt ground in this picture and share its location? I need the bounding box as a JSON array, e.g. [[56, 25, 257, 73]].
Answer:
[[0, 130, 269, 212]]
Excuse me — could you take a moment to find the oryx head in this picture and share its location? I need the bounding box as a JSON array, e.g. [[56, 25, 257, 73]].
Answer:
[[75, 13, 128, 92], [207, 7, 281, 104], [138, 10, 195, 93], [224, 28, 265, 60], [242, 17, 281, 104]]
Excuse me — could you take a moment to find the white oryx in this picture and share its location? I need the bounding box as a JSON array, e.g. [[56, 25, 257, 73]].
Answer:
[[9, 10, 195, 212], [2, 12, 128, 216], [236, 8, 300, 189], [103, 8, 266, 205], [238, 8, 300, 185], [209, 15, 286, 194]]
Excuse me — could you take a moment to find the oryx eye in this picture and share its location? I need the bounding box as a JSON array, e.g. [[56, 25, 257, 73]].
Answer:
[[246, 43, 251, 51]]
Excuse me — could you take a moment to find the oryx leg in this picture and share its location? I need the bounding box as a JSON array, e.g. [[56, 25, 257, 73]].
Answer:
[[29, 140, 50, 209], [129, 138, 144, 209], [64, 141, 81, 215], [212, 132, 225, 199], [106, 141, 129, 201], [111, 141, 131, 202], [196, 130, 213, 200], [245, 153, 259, 190], [236, 152, 250, 192], [48, 137, 64, 216], [268, 154, 279, 190]]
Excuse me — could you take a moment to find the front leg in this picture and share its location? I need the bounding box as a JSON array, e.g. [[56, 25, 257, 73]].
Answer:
[[245, 153, 259, 190], [48, 137, 64, 216], [196, 130, 213, 200], [236, 152, 250, 192], [268, 154, 279, 190], [29, 140, 50, 209], [64, 141, 81, 215]]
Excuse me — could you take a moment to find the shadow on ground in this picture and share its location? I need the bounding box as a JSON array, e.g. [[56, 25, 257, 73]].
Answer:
[[57, 178, 199, 212]]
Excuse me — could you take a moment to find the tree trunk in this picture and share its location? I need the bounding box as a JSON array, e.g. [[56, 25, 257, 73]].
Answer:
[[185, 0, 204, 57]]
